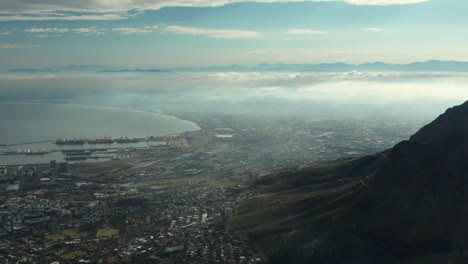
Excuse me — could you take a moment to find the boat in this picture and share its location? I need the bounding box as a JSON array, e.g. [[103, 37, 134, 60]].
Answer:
[[88, 137, 114, 144], [55, 138, 85, 145], [115, 137, 140, 143], [25, 150, 48, 155], [9, 149, 51, 155]]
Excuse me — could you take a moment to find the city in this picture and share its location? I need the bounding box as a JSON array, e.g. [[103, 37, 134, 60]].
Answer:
[[0, 113, 424, 263]]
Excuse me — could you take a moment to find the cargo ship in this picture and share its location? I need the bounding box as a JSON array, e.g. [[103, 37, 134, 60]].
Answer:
[[56, 136, 149, 145], [25, 150, 49, 155], [55, 138, 85, 145], [88, 137, 114, 144], [3, 150, 51, 155], [115, 137, 140, 143]]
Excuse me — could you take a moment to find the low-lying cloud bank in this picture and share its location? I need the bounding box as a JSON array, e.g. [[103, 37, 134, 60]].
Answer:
[[0, 71, 465, 119]]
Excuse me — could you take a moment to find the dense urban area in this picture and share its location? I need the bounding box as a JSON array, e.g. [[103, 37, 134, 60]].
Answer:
[[0, 113, 426, 263]]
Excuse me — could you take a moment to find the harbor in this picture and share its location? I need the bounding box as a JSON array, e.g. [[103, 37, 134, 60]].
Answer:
[[55, 136, 165, 145], [0, 102, 201, 165], [0, 136, 171, 165]]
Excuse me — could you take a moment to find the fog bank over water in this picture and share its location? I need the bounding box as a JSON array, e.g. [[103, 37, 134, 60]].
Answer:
[[1, 71, 466, 120]]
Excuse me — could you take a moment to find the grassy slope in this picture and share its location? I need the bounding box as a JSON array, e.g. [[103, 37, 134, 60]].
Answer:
[[232, 154, 389, 263]]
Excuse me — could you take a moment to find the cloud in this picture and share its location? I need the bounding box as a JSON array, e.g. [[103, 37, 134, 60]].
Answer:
[[113, 27, 153, 34], [73, 27, 105, 35], [0, 14, 128, 21], [0, 43, 40, 49], [163, 25, 260, 39], [0, 1, 431, 21], [0, 71, 464, 120], [287, 29, 327, 34], [25, 28, 69, 33], [361, 27, 385, 32], [22, 27, 104, 37], [23, 25, 157, 36], [144, 25, 160, 29]]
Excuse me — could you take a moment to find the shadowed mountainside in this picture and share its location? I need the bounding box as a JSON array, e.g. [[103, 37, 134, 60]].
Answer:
[[232, 100, 468, 264]]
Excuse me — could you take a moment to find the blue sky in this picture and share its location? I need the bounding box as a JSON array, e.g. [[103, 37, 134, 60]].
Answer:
[[0, 0, 467, 69]]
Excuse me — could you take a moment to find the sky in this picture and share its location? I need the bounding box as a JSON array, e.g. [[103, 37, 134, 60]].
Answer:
[[1, 0, 468, 69]]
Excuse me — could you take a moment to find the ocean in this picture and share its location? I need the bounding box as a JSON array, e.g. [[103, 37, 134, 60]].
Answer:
[[0, 102, 199, 165]]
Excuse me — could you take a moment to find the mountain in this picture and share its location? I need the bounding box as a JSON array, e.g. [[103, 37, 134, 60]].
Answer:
[[253, 60, 468, 72], [61, 65, 107, 72], [6, 60, 468, 73], [165, 64, 250, 72], [232, 100, 468, 264], [97, 69, 168, 73]]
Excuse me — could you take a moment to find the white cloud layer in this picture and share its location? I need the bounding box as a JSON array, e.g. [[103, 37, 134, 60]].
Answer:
[[113, 27, 153, 34], [73, 27, 105, 35], [0, 71, 464, 120], [18, 27, 105, 37], [163, 25, 260, 39], [0, 0, 431, 21], [287, 29, 327, 34], [144, 25, 160, 29], [24, 28, 69, 33]]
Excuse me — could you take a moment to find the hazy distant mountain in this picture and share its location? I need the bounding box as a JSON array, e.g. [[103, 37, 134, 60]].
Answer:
[[232, 101, 468, 264], [165, 64, 250, 72], [6, 60, 468, 73], [98, 69, 168, 73], [254, 60, 468, 72], [61, 65, 107, 72]]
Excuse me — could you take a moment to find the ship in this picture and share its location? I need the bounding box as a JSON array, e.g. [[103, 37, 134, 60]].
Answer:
[[55, 138, 85, 145], [87, 137, 114, 144], [9, 149, 51, 155], [25, 150, 49, 155], [115, 137, 140, 143]]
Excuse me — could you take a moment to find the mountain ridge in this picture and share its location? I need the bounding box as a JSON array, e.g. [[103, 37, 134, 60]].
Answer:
[[232, 100, 468, 264], [6, 60, 468, 73]]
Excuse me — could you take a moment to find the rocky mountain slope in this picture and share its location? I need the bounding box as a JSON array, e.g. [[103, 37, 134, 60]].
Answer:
[[232, 101, 468, 264]]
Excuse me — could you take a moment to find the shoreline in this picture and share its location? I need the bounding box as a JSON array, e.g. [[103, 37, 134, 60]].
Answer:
[[0, 101, 201, 166], [0, 101, 201, 143]]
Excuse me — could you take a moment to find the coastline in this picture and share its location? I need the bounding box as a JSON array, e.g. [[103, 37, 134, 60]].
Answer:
[[0, 101, 201, 165], [0, 101, 201, 140]]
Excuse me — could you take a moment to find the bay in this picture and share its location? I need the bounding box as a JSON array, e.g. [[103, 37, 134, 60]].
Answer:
[[0, 102, 199, 165]]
